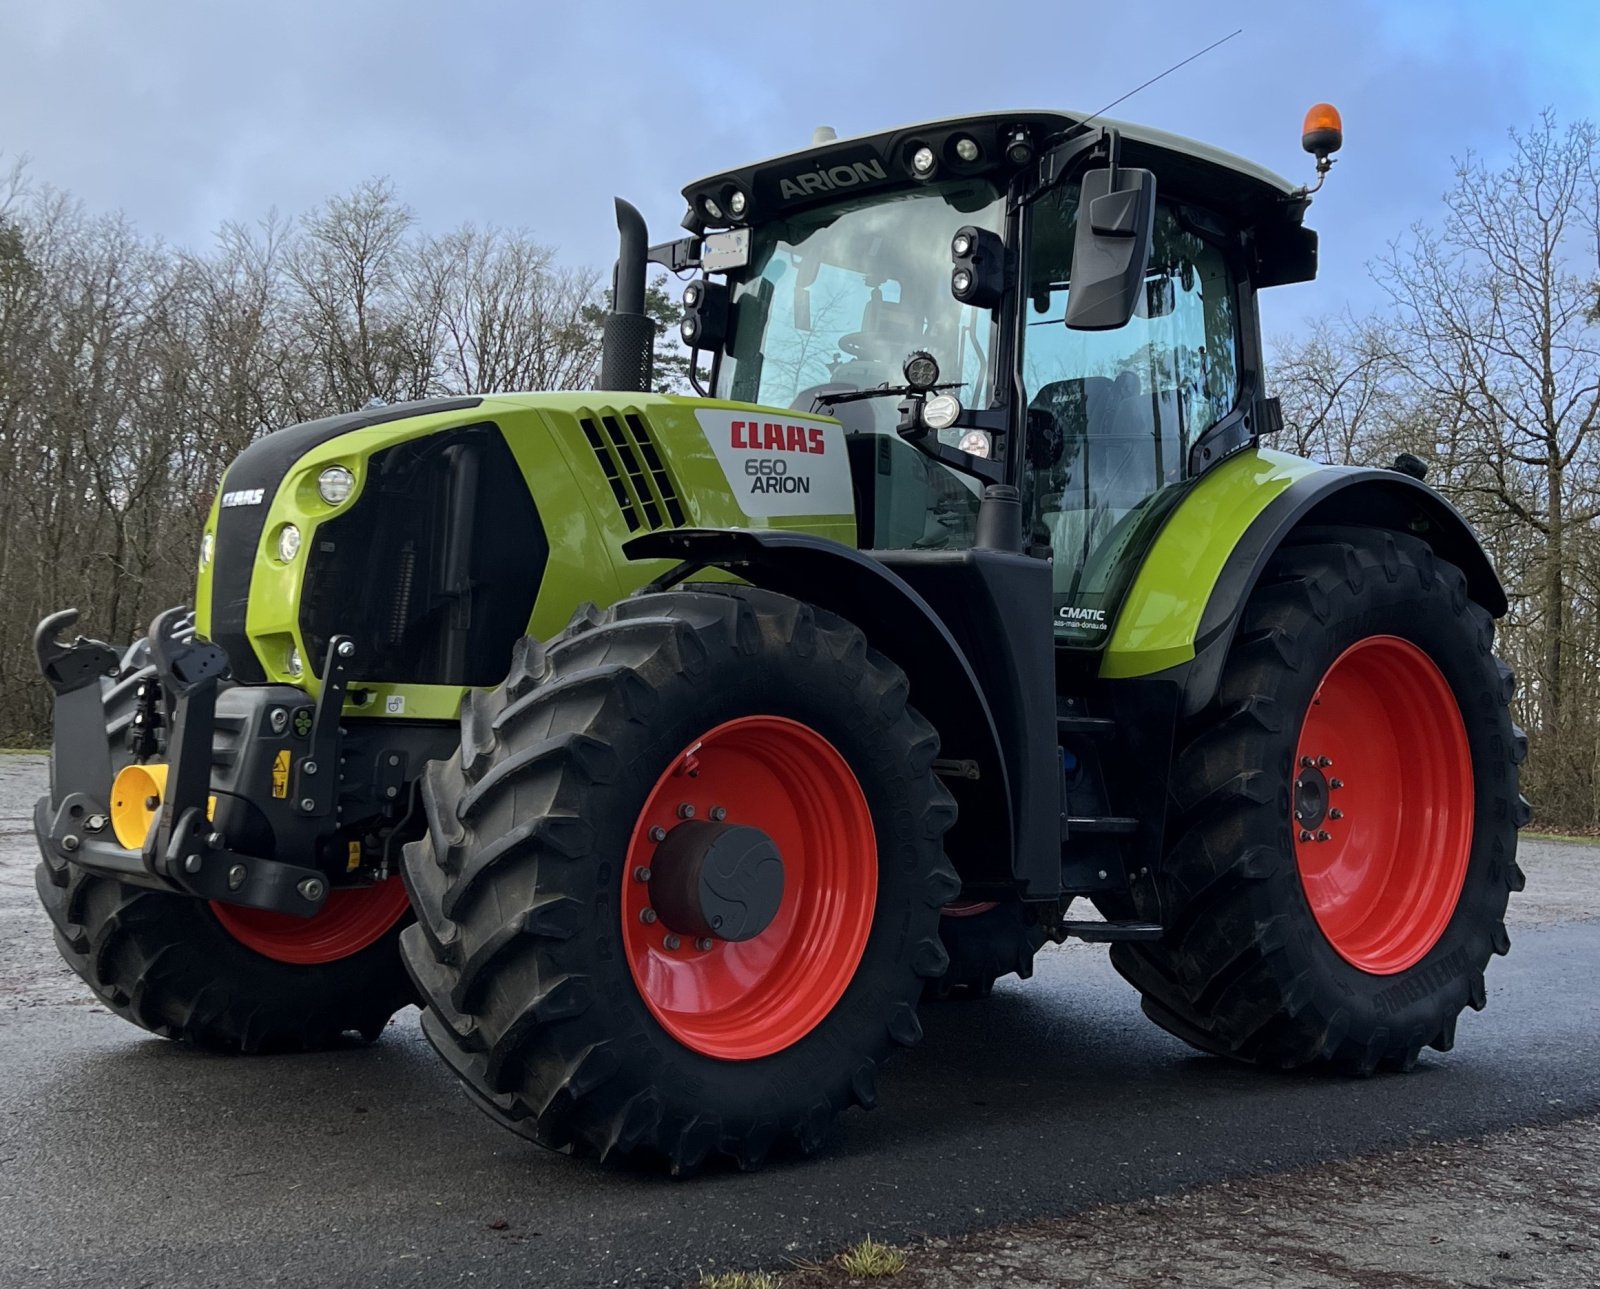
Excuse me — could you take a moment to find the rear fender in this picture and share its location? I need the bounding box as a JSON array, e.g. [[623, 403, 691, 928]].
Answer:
[[1100, 449, 1505, 716]]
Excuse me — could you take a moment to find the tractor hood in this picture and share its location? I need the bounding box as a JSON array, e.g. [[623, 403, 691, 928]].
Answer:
[[193, 393, 856, 716]]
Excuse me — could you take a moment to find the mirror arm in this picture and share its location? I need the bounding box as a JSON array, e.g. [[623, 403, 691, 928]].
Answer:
[[1021, 129, 1108, 206], [648, 237, 702, 273]]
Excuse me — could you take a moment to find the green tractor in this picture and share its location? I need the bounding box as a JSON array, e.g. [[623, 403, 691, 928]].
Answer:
[[33, 105, 1528, 1171]]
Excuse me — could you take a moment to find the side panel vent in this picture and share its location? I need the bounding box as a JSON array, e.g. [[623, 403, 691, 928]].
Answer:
[[580, 411, 686, 532]]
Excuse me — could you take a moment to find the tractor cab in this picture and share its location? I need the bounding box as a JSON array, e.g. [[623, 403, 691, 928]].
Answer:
[[657, 111, 1316, 644]]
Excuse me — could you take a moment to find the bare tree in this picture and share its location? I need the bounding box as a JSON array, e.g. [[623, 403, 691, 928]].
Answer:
[[1374, 113, 1600, 755]]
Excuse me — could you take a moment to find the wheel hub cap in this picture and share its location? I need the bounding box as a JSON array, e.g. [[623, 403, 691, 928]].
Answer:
[[648, 820, 785, 942]]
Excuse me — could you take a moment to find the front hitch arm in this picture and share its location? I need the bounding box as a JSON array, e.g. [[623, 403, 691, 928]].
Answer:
[[142, 608, 331, 917], [34, 609, 121, 807], [146, 605, 230, 868]]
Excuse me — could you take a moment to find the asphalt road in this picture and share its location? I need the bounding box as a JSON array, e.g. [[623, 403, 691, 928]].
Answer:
[[2, 753, 1597, 1289]]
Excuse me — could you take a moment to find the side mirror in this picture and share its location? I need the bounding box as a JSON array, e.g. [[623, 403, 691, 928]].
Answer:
[[1064, 166, 1157, 331]]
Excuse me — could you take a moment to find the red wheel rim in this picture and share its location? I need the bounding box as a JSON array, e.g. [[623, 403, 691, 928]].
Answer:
[[621, 716, 877, 1061], [1293, 635, 1474, 975], [210, 877, 411, 965]]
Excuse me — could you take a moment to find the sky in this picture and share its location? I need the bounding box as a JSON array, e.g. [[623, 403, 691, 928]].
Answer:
[[3, 0, 1599, 343]]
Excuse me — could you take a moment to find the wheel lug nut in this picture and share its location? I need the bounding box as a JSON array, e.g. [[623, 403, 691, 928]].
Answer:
[[664, 934, 681, 951], [695, 937, 713, 951], [633, 866, 651, 882], [677, 803, 695, 819], [1299, 829, 1313, 842], [709, 806, 727, 822], [648, 825, 667, 843], [1315, 830, 1332, 842], [639, 908, 658, 924], [1329, 778, 1343, 790], [1300, 756, 1314, 768], [1317, 756, 1332, 768], [1329, 808, 1343, 820]]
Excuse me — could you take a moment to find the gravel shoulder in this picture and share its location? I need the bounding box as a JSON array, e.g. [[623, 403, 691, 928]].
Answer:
[[770, 1114, 1600, 1289]]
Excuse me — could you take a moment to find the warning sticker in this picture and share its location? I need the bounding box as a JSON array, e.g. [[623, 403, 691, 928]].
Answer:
[[271, 749, 290, 799], [694, 409, 854, 519]]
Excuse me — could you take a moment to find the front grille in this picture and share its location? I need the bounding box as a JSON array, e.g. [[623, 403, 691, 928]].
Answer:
[[580, 411, 686, 532], [299, 422, 548, 687]]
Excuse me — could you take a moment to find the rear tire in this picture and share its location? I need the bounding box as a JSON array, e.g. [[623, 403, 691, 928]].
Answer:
[[400, 587, 958, 1171], [34, 665, 416, 1052], [1111, 528, 1528, 1072]]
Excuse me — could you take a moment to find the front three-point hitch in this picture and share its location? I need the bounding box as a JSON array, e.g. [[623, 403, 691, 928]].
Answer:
[[32, 606, 356, 918]]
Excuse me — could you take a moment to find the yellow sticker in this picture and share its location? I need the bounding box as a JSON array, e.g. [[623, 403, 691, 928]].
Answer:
[[347, 840, 363, 872], [271, 749, 290, 799]]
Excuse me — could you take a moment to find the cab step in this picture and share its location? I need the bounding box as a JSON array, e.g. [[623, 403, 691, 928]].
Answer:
[[1059, 920, 1164, 943], [1065, 815, 1139, 835], [1057, 714, 1116, 737]]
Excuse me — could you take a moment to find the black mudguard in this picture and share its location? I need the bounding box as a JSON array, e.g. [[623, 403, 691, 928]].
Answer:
[[624, 529, 1061, 897]]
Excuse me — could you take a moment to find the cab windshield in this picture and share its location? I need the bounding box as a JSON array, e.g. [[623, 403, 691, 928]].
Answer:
[[716, 180, 1003, 551], [717, 179, 1003, 414]]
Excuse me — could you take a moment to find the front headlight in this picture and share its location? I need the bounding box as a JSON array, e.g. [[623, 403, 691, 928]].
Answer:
[[198, 532, 214, 568], [285, 644, 303, 677], [275, 523, 302, 563], [317, 465, 355, 505]]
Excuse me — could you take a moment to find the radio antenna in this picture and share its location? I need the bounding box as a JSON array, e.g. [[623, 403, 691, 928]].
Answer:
[[1078, 29, 1244, 130]]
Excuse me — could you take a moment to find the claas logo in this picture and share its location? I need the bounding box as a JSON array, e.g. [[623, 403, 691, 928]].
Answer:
[[730, 421, 826, 454]]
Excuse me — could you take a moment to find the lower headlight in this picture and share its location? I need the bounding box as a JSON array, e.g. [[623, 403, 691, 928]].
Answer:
[[199, 532, 214, 568], [276, 523, 302, 563], [957, 429, 993, 459], [286, 644, 303, 678]]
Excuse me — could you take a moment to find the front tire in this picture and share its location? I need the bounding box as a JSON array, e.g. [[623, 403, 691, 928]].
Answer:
[[1112, 527, 1528, 1072], [400, 587, 958, 1171], [34, 665, 416, 1052]]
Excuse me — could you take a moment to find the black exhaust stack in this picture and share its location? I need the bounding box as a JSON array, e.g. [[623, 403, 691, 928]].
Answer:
[[599, 198, 655, 393]]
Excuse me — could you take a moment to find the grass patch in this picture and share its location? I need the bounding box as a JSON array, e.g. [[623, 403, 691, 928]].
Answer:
[[0, 747, 47, 755], [698, 1273, 782, 1289], [1523, 830, 1600, 846], [837, 1237, 906, 1278]]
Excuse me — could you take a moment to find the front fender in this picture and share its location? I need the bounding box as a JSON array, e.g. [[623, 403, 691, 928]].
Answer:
[[624, 529, 1060, 895], [1101, 448, 1505, 715]]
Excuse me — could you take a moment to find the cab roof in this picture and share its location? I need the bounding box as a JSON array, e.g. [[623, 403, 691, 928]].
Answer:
[[683, 109, 1317, 287]]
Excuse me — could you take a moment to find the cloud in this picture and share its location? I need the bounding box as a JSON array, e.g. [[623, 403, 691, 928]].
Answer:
[[2, 0, 1596, 339]]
